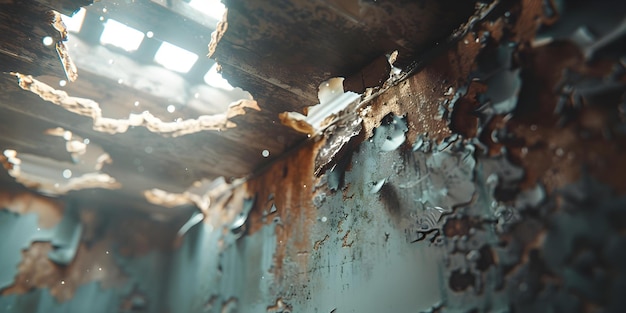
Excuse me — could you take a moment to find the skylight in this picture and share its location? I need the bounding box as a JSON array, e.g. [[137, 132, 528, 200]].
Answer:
[[188, 0, 226, 22], [99, 19, 145, 52], [154, 42, 199, 73], [203, 63, 234, 91], [61, 8, 86, 33]]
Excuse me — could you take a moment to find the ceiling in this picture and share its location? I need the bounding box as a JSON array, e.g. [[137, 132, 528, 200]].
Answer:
[[0, 0, 482, 215]]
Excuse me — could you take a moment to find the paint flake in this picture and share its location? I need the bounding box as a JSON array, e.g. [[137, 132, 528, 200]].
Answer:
[[12, 73, 260, 137]]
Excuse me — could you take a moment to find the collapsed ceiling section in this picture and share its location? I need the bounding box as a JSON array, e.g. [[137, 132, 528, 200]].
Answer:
[[0, 0, 486, 213]]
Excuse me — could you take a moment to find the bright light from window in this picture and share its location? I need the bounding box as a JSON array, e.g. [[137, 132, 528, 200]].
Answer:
[[99, 19, 145, 52], [188, 0, 226, 22], [61, 8, 86, 33], [154, 42, 199, 73], [203, 63, 233, 91]]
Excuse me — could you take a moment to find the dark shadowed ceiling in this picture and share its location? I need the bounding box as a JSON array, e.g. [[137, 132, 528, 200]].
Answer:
[[0, 0, 482, 215]]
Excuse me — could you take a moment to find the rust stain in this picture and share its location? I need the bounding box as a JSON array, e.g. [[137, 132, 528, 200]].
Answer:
[[246, 140, 320, 281], [313, 234, 329, 251], [266, 297, 290, 312], [0, 192, 177, 301], [450, 81, 487, 139], [505, 41, 626, 194], [341, 230, 353, 248], [278, 112, 315, 136], [442, 216, 482, 238], [510, 0, 545, 44], [360, 25, 492, 145], [336, 218, 344, 234], [0, 191, 63, 228], [509, 122, 626, 194], [1, 241, 127, 301]]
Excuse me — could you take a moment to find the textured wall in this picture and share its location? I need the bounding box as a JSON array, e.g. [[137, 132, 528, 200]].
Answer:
[[1, 0, 625, 312], [167, 0, 626, 312], [0, 190, 176, 313]]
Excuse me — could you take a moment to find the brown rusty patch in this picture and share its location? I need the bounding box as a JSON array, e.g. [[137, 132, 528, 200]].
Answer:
[[481, 115, 511, 156], [450, 81, 487, 138], [506, 41, 626, 194], [0, 191, 63, 228], [443, 216, 483, 238], [510, 0, 545, 45], [341, 230, 354, 248], [336, 218, 345, 234], [313, 235, 329, 251], [508, 122, 626, 194], [360, 22, 499, 145], [1, 240, 127, 301], [245, 140, 320, 281]]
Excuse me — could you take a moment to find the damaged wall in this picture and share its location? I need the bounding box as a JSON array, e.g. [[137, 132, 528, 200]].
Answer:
[[166, 0, 626, 312], [0, 188, 179, 313], [1, 0, 625, 312]]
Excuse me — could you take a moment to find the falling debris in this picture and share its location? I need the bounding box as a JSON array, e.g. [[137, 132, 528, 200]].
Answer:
[[370, 178, 386, 194], [144, 176, 249, 233], [12, 73, 260, 137], [1, 125, 120, 195], [314, 114, 363, 176], [2, 134, 120, 196], [48, 10, 68, 40], [48, 10, 78, 82], [280, 77, 360, 134], [44, 127, 110, 169], [278, 112, 315, 136], [177, 211, 204, 237]]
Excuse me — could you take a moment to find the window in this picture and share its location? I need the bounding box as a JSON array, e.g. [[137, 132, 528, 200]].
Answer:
[[61, 8, 86, 33], [203, 63, 233, 91], [154, 42, 199, 73], [99, 19, 145, 52], [188, 0, 226, 21]]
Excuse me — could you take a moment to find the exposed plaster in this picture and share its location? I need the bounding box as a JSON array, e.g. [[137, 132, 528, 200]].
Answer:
[[12, 73, 260, 137]]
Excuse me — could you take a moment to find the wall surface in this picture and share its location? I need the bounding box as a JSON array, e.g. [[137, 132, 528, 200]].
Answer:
[[167, 0, 626, 312], [0, 190, 177, 313], [1, 0, 626, 312]]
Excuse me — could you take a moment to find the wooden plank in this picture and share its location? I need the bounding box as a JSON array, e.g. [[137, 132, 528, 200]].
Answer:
[[210, 0, 478, 110]]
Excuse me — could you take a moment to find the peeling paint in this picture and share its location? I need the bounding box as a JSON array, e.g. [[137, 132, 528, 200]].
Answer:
[[1, 0, 625, 312], [2, 147, 119, 196], [0, 190, 176, 310], [49, 10, 77, 82], [144, 176, 247, 225], [12, 73, 260, 137]]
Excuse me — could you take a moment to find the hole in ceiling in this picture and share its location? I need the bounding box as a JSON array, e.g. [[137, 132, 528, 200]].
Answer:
[[154, 42, 199, 73], [99, 19, 145, 52], [188, 0, 226, 22], [60, 8, 86, 33], [204, 63, 234, 91]]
